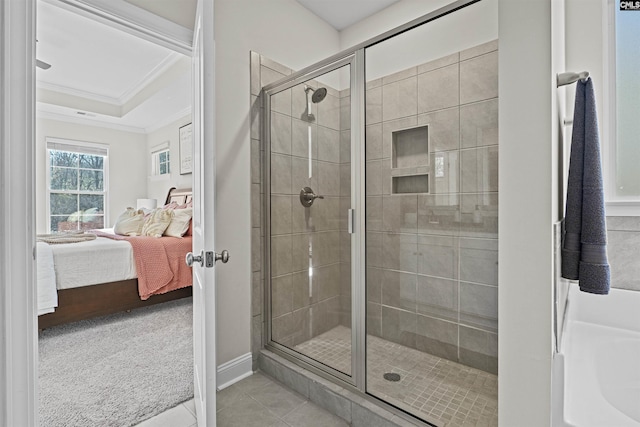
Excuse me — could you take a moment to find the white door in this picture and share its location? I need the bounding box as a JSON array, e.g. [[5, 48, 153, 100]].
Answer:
[[189, 0, 220, 425]]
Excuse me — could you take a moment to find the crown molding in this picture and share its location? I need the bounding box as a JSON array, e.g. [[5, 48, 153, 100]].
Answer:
[[36, 105, 192, 135], [37, 108, 147, 134], [43, 0, 193, 55], [119, 51, 183, 105], [144, 107, 192, 134], [36, 81, 121, 105], [36, 51, 182, 107]]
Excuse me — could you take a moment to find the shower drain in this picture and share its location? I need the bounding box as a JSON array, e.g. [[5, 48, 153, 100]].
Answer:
[[383, 372, 401, 382]]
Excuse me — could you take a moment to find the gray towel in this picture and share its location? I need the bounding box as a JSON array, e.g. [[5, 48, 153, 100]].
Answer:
[[561, 78, 610, 294]]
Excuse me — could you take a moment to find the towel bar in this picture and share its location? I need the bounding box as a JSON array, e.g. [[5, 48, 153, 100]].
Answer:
[[557, 71, 589, 87]]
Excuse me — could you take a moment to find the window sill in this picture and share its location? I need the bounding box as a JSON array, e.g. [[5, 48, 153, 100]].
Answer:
[[605, 201, 640, 217]]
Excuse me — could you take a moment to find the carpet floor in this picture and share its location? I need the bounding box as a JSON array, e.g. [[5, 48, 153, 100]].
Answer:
[[39, 297, 194, 427]]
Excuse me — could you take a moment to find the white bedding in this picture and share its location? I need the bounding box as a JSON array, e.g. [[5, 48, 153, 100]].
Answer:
[[37, 242, 58, 315], [50, 231, 136, 290]]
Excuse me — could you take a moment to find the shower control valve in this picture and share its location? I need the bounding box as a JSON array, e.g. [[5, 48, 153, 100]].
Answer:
[[299, 186, 324, 207]]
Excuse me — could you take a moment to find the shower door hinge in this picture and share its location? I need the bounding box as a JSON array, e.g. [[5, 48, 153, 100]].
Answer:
[[348, 209, 354, 234]]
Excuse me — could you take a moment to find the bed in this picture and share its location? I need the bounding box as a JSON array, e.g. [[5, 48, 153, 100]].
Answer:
[[38, 187, 194, 329]]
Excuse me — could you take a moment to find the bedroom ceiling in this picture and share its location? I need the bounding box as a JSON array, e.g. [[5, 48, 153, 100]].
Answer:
[[295, 0, 400, 30], [35, 0, 399, 133], [123, 0, 197, 30], [36, 0, 191, 133]]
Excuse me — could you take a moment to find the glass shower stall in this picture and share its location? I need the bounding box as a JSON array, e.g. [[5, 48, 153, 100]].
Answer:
[[262, 1, 498, 425]]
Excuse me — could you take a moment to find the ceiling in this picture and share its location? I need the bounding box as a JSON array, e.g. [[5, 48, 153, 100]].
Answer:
[[35, 0, 399, 134], [124, 0, 197, 30], [295, 0, 400, 30], [36, 0, 191, 134]]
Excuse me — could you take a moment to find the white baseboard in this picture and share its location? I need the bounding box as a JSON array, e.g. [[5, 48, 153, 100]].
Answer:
[[216, 352, 253, 391]]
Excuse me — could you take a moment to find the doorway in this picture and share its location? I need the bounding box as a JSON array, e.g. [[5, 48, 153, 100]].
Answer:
[[34, 1, 199, 426]]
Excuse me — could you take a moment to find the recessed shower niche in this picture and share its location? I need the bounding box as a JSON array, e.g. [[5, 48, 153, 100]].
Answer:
[[391, 125, 429, 194], [392, 125, 429, 168]]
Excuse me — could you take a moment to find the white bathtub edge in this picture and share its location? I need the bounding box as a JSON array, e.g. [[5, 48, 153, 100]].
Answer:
[[553, 286, 640, 427]]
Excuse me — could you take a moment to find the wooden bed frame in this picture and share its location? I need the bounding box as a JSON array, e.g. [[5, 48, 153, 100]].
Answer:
[[38, 187, 194, 329]]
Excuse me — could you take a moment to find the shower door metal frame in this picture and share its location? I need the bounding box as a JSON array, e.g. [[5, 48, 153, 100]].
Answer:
[[262, 0, 483, 423], [263, 53, 366, 388]]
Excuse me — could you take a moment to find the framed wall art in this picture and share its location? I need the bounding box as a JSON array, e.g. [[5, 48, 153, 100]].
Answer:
[[179, 123, 193, 175]]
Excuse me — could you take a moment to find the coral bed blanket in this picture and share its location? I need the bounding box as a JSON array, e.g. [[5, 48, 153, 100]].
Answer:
[[93, 231, 193, 300]]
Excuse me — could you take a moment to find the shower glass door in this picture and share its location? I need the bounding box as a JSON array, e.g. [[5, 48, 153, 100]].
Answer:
[[266, 59, 356, 379], [364, 2, 499, 425]]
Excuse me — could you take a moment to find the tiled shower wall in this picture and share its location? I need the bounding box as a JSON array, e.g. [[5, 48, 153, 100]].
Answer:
[[269, 77, 350, 348], [250, 53, 352, 368], [251, 40, 500, 374], [606, 217, 640, 292], [365, 40, 499, 374]]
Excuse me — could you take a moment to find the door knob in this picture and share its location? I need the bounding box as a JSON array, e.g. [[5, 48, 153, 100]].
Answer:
[[186, 251, 204, 267], [186, 250, 229, 267], [215, 250, 230, 264]]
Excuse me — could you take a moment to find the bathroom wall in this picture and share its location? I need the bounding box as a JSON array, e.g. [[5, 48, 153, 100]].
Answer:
[[365, 40, 499, 374]]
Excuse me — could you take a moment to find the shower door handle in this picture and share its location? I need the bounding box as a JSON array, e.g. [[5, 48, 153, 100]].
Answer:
[[348, 209, 354, 234]]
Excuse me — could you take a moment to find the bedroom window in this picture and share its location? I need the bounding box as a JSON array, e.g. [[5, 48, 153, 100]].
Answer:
[[46, 138, 109, 232], [152, 147, 171, 176]]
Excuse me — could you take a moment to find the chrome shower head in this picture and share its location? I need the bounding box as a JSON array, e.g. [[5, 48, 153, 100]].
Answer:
[[304, 86, 328, 104], [311, 87, 327, 103]]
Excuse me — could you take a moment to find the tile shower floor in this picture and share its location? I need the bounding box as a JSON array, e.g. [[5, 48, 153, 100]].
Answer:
[[293, 325, 498, 427]]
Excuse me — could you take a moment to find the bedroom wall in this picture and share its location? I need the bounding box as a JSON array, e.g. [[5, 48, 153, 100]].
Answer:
[[35, 118, 148, 233], [214, 0, 340, 367], [146, 113, 193, 205]]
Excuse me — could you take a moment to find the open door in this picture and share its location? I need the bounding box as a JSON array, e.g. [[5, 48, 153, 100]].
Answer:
[[188, 0, 222, 425], [1, 0, 38, 425]]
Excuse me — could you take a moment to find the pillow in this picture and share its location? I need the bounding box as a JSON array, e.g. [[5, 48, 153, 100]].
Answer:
[[162, 202, 180, 210], [139, 207, 155, 216], [82, 207, 99, 222], [164, 208, 193, 238], [141, 208, 173, 238], [114, 208, 145, 236], [66, 210, 82, 222]]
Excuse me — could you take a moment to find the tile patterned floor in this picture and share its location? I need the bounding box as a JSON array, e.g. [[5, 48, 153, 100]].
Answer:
[[294, 326, 353, 375], [294, 326, 498, 427], [134, 399, 196, 427], [134, 372, 348, 427], [138, 326, 497, 427]]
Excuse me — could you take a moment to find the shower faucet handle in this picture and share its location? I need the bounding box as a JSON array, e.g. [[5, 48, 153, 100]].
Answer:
[[299, 186, 324, 207]]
